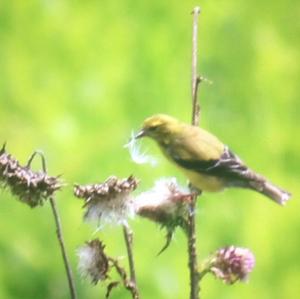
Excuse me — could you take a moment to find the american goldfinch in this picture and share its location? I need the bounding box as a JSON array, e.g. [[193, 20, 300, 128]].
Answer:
[[135, 114, 291, 205]]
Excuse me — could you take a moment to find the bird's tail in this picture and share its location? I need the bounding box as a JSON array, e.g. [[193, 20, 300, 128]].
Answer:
[[248, 178, 291, 205]]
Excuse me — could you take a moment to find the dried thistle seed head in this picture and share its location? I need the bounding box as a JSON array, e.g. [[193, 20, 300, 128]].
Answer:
[[135, 178, 192, 226], [0, 145, 17, 182], [210, 246, 255, 284], [77, 239, 110, 284], [0, 145, 62, 207], [74, 176, 139, 226], [134, 178, 192, 253]]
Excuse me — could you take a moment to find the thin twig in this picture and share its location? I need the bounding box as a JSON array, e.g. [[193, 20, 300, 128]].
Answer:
[[198, 268, 210, 281], [49, 197, 77, 299], [109, 257, 139, 299], [191, 76, 202, 126], [191, 7, 202, 127], [26, 150, 47, 170], [188, 6, 202, 299], [122, 225, 140, 298], [32, 152, 77, 299]]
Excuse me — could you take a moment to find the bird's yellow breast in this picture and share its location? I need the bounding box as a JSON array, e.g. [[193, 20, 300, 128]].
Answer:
[[157, 141, 226, 192], [180, 167, 225, 192]]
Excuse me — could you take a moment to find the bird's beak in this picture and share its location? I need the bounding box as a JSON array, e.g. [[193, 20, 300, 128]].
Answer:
[[135, 129, 147, 139]]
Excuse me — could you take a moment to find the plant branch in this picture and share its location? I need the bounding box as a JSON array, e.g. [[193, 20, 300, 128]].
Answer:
[[191, 7, 202, 127], [187, 194, 200, 299], [199, 269, 211, 281], [109, 257, 139, 299], [122, 225, 140, 298], [49, 197, 77, 299], [26, 150, 47, 170], [31, 151, 77, 299], [188, 6, 202, 299]]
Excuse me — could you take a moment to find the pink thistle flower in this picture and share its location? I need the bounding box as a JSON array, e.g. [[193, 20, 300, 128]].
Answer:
[[210, 246, 255, 284]]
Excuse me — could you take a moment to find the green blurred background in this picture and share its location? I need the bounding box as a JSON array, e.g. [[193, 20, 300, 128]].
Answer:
[[0, 0, 299, 298]]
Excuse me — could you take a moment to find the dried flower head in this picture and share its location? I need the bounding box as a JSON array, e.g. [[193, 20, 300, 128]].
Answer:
[[77, 239, 110, 284], [135, 178, 192, 253], [74, 176, 139, 227], [135, 178, 192, 226], [0, 144, 62, 207], [209, 246, 255, 284], [77, 239, 139, 298], [124, 131, 157, 166]]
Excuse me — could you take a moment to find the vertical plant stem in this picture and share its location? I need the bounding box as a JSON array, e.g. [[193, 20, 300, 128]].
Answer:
[[191, 6, 202, 128], [188, 6, 202, 299], [49, 197, 77, 299], [122, 225, 140, 298], [31, 151, 77, 299], [187, 197, 200, 299]]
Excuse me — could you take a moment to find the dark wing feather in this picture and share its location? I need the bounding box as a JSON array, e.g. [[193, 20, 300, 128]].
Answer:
[[172, 146, 256, 185]]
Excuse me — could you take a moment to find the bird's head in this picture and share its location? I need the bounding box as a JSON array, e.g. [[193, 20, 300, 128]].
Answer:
[[135, 114, 181, 143]]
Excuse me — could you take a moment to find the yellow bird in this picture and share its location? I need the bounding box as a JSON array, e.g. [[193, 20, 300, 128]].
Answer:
[[135, 114, 291, 205]]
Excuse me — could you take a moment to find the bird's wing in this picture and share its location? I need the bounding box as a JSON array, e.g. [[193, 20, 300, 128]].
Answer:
[[170, 146, 255, 184], [168, 126, 225, 161]]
